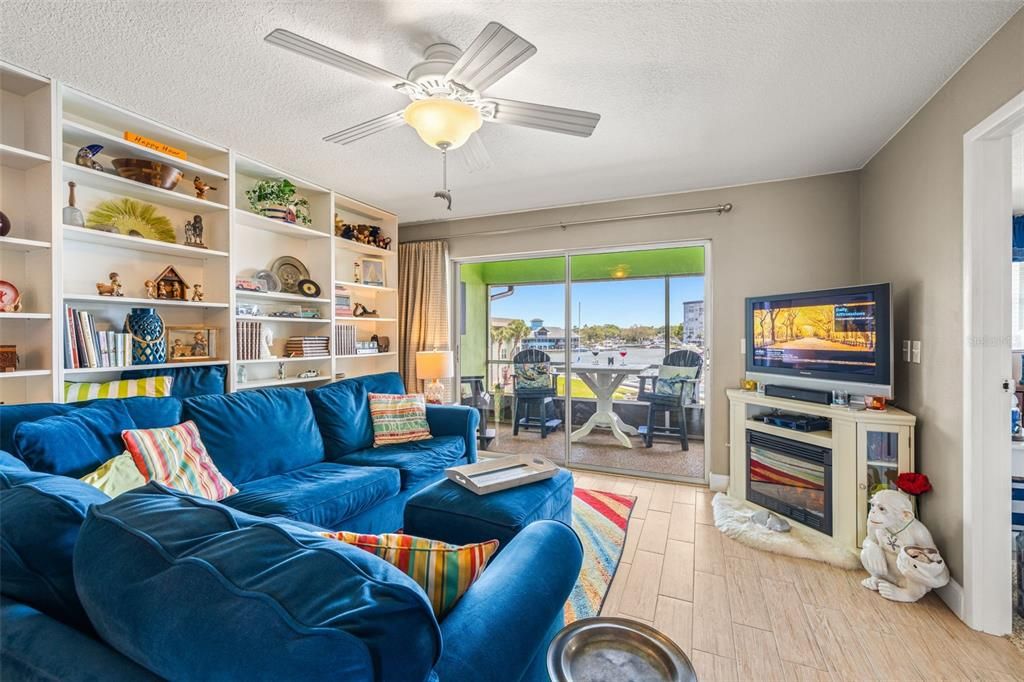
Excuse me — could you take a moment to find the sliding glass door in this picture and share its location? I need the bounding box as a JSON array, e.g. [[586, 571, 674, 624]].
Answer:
[[454, 243, 709, 482]]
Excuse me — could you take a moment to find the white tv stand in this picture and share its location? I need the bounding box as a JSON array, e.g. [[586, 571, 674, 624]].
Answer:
[[727, 388, 916, 550]]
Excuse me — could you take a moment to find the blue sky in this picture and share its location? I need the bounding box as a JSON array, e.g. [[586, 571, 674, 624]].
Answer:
[[491, 276, 705, 327]]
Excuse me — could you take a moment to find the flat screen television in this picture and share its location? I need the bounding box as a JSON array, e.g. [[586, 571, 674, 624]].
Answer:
[[745, 283, 892, 398]]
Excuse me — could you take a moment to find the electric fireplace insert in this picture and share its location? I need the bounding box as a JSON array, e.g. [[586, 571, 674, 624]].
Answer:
[[745, 430, 832, 536]]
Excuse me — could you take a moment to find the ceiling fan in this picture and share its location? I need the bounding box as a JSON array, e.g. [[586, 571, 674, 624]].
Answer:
[[264, 23, 601, 209]]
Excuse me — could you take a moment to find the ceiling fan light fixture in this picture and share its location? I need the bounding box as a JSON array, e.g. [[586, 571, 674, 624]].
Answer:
[[403, 99, 482, 150]]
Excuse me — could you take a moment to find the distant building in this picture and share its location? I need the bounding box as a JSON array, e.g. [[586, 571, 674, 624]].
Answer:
[[491, 317, 580, 354], [682, 300, 704, 346]]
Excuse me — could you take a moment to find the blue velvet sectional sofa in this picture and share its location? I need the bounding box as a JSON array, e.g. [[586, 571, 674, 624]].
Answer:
[[0, 371, 584, 681]]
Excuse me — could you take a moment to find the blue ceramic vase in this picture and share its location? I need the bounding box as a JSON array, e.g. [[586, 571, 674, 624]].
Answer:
[[124, 307, 166, 364]]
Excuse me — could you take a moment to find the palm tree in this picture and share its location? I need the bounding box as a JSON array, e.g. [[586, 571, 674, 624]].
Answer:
[[505, 319, 532, 355], [491, 324, 511, 360]]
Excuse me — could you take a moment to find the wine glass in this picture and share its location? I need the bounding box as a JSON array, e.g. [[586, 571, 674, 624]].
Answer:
[[619, 349, 628, 366], [591, 349, 600, 365]]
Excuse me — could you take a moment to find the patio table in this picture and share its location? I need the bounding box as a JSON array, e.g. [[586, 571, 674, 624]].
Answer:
[[567, 363, 650, 448]]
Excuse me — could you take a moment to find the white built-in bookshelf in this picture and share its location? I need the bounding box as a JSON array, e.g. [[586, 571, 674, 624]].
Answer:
[[0, 61, 399, 404]]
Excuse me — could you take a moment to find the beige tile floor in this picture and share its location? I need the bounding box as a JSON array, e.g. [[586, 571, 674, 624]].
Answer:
[[571, 470, 1024, 681]]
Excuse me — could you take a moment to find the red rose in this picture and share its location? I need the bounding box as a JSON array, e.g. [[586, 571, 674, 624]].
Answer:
[[896, 472, 932, 495]]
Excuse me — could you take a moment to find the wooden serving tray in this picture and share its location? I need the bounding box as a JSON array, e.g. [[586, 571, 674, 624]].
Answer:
[[446, 455, 558, 495]]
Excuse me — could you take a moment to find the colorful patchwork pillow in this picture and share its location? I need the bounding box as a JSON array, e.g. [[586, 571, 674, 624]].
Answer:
[[121, 421, 237, 501], [64, 376, 174, 403], [654, 365, 698, 398], [515, 361, 552, 390], [80, 451, 146, 498], [367, 393, 432, 447], [321, 531, 498, 617]]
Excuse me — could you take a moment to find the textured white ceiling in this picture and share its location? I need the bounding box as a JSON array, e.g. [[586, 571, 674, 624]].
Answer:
[[1, 1, 1020, 222]]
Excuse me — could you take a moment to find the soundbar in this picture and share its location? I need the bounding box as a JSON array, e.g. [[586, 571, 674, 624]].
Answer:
[[764, 384, 832, 406]]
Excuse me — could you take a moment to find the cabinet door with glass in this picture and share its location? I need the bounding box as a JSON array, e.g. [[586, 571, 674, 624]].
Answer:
[[855, 422, 914, 545]]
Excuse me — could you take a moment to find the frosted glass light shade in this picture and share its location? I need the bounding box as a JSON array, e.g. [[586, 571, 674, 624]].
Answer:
[[403, 99, 482, 150], [416, 350, 454, 380]]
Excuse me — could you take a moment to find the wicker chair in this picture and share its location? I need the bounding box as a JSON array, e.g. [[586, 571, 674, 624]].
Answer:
[[637, 350, 703, 450], [511, 349, 562, 438]]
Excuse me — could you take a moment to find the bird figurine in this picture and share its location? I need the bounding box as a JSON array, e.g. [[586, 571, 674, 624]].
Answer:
[[75, 145, 105, 172], [193, 176, 217, 200]]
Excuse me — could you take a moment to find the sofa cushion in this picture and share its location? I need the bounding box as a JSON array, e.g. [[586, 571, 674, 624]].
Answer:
[[0, 468, 109, 630], [339, 435, 467, 491], [122, 364, 227, 398], [223, 462, 400, 529], [74, 483, 441, 681], [12, 401, 136, 478], [182, 388, 324, 484], [64, 376, 174, 403], [308, 371, 406, 456], [0, 402, 77, 454], [123, 421, 238, 501], [322, 531, 498, 618]]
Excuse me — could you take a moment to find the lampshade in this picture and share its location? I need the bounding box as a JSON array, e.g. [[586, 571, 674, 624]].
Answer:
[[416, 350, 454, 380], [403, 99, 482, 150]]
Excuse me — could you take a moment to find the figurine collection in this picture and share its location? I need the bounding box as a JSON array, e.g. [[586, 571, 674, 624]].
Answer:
[[334, 218, 392, 251]]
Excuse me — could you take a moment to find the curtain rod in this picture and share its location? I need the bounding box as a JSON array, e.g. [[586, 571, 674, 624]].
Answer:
[[402, 202, 732, 241]]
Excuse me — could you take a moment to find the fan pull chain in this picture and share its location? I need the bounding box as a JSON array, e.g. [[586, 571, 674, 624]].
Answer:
[[433, 143, 453, 211]]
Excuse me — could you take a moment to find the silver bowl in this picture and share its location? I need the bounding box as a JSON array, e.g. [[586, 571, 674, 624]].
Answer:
[[547, 617, 696, 682]]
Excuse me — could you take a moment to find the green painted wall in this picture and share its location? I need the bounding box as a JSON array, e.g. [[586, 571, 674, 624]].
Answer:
[[459, 247, 705, 379]]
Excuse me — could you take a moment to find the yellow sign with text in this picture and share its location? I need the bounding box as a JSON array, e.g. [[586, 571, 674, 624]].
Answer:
[[123, 131, 188, 161]]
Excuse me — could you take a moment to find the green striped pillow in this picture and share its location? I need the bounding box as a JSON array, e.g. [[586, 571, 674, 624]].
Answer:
[[367, 392, 432, 447], [64, 376, 174, 403], [321, 531, 498, 617]]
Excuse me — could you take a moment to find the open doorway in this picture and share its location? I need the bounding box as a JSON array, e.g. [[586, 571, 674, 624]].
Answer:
[[963, 89, 1024, 637], [1012, 128, 1024, 647]]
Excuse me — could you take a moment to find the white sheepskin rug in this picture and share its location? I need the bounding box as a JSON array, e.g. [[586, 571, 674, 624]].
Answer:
[[712, 493, 860, 569]]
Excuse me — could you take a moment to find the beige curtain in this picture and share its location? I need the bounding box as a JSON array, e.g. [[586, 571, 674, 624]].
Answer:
[[398, 240, 450, 395]]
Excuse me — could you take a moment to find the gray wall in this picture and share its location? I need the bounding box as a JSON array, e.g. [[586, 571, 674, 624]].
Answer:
[[858, 10, 1024, 580], [400, 172, 862, 475]]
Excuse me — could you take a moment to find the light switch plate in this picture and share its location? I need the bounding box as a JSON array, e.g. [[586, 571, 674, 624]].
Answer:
[[912, 340, 921, 364], [902, 340, 911, 362], [740, 338, 746, 355]]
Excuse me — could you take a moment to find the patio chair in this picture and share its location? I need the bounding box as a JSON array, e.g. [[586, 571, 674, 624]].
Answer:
[[637, 349, 703, 450], [511, 349, 562, 439], [460, 375, 495, 450]]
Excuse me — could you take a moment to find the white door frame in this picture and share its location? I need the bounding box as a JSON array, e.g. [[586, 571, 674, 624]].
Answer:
[[961, 88, 1024, 635]]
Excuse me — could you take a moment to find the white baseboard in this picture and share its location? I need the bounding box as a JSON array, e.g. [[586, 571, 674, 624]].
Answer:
[[709, 473, 729, 492], [937, 577, 964, 621]]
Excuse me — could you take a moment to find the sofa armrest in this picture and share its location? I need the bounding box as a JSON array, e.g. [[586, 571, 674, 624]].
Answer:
[[425, 404, 479, 463], [434, 520, 583, 682], [2, 597, 161, 681]]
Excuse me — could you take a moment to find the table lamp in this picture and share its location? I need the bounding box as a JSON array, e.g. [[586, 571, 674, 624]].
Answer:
[[416, 350, 453, 404]]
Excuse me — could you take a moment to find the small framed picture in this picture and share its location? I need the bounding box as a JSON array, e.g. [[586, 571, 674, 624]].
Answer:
[[360, 257, 386, 287], [166, 325, 218, 362]]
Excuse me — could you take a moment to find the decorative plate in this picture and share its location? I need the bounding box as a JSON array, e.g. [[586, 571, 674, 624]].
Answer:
[[297, 279, 321, 298], [0, 280, 22, 312], [253, 269, 280, 293], [270, 256, 310, 295]]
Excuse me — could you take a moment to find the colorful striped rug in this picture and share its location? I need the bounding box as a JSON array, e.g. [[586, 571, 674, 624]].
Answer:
[[564, 488, 636, 622]]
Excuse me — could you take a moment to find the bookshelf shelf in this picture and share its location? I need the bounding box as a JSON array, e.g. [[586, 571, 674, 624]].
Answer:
[[0, 58, 399, 403], [334, 352, 397, 360]]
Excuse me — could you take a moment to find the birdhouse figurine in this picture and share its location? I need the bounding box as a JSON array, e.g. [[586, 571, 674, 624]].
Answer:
[[152, 265, 190, 301]]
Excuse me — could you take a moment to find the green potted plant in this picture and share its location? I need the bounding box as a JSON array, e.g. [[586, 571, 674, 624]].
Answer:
[[245, 178, 312, 226]]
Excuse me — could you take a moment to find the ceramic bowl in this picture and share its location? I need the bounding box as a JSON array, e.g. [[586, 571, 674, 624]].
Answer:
[[112, 158, 184, 190]]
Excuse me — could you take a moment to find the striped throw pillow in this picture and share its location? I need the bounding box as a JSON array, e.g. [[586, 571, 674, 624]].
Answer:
[[64, 376, 173, 403], [367, 393, 432, 447], [122, 421, 237, 501], [321, 531, 498, 617]]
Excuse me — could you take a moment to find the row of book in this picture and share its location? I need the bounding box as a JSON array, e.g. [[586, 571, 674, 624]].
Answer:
[[335, 324, 357, 356], [284, 336, 330, 358], [64, 307, 133, 369], [236, 320, 263, 361]]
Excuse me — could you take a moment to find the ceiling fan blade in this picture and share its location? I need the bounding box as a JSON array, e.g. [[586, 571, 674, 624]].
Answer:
[[323, 110, 407, 145], [265, 29, 419, 93], [484, 98, 600, 137], [460, 133, 493, 174], [445, 22, 536, 93]]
